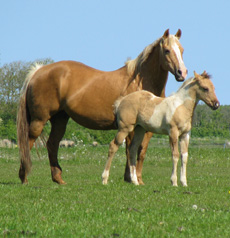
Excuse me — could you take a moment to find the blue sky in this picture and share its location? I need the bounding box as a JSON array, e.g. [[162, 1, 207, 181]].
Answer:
[[1, 1, 229, 105]]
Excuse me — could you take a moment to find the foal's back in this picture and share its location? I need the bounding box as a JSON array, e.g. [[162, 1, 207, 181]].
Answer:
[[116, 90, 192, 135]]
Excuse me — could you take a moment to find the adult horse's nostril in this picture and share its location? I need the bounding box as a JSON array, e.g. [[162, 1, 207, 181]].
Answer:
[[177, 69, 182, 76]]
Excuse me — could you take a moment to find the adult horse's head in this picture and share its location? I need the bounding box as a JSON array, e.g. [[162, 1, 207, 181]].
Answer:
[[194, 71, 220, 110], [159, 29, 187, 82]]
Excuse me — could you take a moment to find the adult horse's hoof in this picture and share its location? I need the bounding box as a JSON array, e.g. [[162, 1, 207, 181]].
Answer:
[[137, 178, 145, 185], [124, 172, 132, 183], [52, 178, 66, 185]]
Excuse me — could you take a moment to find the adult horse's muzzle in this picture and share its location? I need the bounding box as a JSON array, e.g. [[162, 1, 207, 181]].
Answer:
[[175, 68, 188, 82]]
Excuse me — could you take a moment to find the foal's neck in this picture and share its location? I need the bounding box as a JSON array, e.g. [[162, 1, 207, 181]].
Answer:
[[177, 86, 199, 115]]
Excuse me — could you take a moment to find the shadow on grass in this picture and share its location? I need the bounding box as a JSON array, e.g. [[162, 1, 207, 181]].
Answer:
[[0, 181, 19, 185]]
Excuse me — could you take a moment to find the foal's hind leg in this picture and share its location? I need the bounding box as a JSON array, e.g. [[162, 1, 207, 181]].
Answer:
[[47, 112, 69, 184], [102, 128, 132, 185], [124, 131, 152, 185], [129, 126, 146, 185]]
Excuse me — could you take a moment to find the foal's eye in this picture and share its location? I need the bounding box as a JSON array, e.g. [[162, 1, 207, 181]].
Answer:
[[202, 87, 209, 92]]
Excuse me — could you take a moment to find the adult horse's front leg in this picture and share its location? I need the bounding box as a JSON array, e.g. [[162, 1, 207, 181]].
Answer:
[[124, 131, 152, 185], [136, 132, 153, 185], [124, 132, 133, 183], [47, 112, 69, 184]]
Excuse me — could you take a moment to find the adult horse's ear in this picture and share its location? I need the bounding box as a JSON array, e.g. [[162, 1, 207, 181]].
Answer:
[[175, 29, 182, 39], [163, 29, 170, 39]]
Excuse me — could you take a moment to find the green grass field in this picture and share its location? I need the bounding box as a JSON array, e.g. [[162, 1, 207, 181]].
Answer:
[[0, 138, 230, 237]]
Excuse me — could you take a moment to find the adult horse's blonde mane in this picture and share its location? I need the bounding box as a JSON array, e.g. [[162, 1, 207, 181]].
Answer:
[[125, 38, 161, 76]]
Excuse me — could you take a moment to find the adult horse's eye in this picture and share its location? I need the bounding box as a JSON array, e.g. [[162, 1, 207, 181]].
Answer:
[[165, 49, 170, 54]]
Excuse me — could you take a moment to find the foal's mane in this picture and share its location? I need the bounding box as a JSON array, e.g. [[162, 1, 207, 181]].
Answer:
[[177, 72, 212, 92], [178, 77, 195, 90], [125, 38, 161, 76]]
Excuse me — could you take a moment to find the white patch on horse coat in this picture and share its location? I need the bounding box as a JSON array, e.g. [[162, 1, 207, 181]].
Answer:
[[147, 89, 193, 134], [148, 95, 183, 133]]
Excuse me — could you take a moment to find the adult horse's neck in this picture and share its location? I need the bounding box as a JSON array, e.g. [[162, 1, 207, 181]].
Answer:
[[125, 42, 169, 97], [140, 45, 168, 97]]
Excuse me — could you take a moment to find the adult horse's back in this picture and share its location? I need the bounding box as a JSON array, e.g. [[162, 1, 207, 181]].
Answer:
[[17, 29, 187, 184]]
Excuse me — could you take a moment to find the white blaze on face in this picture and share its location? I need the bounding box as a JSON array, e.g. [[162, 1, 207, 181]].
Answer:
[[172, 42, 187, 79]]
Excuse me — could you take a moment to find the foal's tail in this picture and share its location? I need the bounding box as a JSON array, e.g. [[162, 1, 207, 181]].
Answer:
[[113, 96, 123, 114], [113, 97, 124, 128], [17, 64, 43, 176]]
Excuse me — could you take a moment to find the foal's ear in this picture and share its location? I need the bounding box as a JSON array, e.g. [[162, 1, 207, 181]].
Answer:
[[194, 71, 200, 79], [175, 29, 182, 39], [201, 71, 207, 77], [163, 29, 170, 39]]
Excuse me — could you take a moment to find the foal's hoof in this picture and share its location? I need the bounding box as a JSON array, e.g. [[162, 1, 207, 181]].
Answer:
[[132, 181, 139, 186]]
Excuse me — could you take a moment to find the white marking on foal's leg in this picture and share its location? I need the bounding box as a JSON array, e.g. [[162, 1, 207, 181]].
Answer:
[[171, 156, 179, 187], [130, 165, 139, 185], [102, 170, 109, 185], [180, 152, 188, 187]]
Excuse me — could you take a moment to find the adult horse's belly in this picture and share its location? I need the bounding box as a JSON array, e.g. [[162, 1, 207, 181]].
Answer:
[[64, 83, 118, 130]]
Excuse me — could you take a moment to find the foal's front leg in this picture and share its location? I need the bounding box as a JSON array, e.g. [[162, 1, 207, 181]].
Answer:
[[169, 132, 179, 186], [179, 133, 190, 187]]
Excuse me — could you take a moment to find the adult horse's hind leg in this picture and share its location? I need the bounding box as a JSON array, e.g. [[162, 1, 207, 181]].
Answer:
[[47, 111, 69, 184], [19, 120, 45, 184]]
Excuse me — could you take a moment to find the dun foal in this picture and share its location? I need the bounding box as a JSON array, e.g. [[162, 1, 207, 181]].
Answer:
[[102, 71, 219, 186]]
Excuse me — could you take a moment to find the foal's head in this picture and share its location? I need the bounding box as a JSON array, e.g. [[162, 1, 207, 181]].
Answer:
[[159, 29, 187, 82], [193, 71, 220, 110]]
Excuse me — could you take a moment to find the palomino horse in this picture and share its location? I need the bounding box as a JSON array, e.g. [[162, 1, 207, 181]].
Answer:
[[17, 29, 187, 184], [102, 71, 219, 186]]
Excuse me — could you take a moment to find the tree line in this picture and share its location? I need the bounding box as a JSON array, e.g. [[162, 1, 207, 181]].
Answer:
[[0, 60, 229, 144]]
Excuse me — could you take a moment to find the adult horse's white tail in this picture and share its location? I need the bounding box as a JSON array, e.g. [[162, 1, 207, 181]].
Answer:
[[17, 64, 43, 182]]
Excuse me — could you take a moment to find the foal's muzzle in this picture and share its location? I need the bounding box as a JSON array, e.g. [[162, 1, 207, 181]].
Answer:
[[212, 101, 220, 110]]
